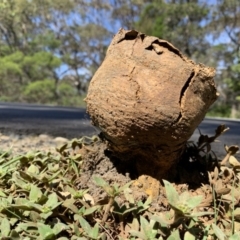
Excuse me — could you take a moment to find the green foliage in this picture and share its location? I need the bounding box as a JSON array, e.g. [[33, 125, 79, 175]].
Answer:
[[23, 79, 56, 104], [207, 103, 231, 118], [0, 0, 129, 105], [0, 51, 23, 86], [163, 180, 212, 219], [137, 0, 210, 58], [0, 127, 240, 238], [129, 216, 159, 239], [93, 175, 132, 198], [22, 52, 61, 81], [57, 82, 86, 107]]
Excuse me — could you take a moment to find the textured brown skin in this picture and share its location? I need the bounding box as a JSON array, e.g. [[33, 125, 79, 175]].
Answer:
[[86, 29, 218, 177]]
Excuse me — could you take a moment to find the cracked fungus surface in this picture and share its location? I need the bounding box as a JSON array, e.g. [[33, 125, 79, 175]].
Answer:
[[86, 29, 218, 166]]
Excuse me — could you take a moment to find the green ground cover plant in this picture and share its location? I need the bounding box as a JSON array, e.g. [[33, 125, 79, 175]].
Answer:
[[0, 127, 239, 239]]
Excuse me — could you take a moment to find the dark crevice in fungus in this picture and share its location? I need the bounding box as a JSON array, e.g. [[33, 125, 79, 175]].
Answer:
[[179, 70, 195, 105], [145, 45, 153, 51], [145, 40, 184, 59], [156, 40, 183, 58], [173, 70, 195, 125], [175, 112, 182, 125], [129, 67, 140, 99], [117, 30, 140, 43]]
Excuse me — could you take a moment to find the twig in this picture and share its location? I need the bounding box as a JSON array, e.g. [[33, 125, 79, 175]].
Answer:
[[101, 196, 114, 224], [98, 222, 115, 240]]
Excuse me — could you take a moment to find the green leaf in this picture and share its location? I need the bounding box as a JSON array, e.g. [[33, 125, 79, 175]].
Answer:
[[92, 175, 108, 187], [9, 230, 20, 240], [53, 222, 69, 235], [144, 195, 152, 207], [0, 189, 7, 197], [29, 184, 43, 203], [131, 218, 139, 231], [37, 223, 55, 240], [1, 218, 11, 237], [40, 211, 53, 220], [73, 222, 81, 237], [19, 171, 33, 182], [233, 208, 240, 221], [45, 192, 59, 209], [83, 205, 100, 216], [151, 214, 170, 227], [186, 195, 203, 209], [140, 215, 149, 231], [27, 164, 39, 174], [163, 180, 179, 206], [212, 224, 226, 240], [230, 232, 240, 240], [184, 231, 195, 240], [89, 223, 99, 239], [124, 188, 135, 204], [137, 199, 151, 214], [63, 199, 79, 214], [119, 181, 133, 192], [78, 216, 92, 233], [167, 229, 181, 240], [56, 143, 68, 154], [122, 206, 137, 215], [140, 216, 157, 239]]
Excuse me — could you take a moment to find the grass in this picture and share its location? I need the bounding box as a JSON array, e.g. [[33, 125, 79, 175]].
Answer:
[[0, 128, 239, 239]]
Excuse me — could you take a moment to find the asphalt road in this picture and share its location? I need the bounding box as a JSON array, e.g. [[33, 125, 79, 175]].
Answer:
[[0, 102, 239, 158], [0, 102, 97, 138]]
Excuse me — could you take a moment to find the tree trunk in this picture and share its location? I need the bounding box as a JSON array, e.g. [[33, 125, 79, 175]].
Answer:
[[230, 102, 239, 118], [86, 29, 218, 178]]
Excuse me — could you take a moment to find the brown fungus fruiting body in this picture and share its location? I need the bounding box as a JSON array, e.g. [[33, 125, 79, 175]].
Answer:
[[86, 29, 218, 178]]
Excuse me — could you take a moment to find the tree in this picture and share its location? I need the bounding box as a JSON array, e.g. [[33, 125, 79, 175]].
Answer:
[[136, 0, 211, 61], [210, 0, 240, 118], [0, 0, 148, 105]]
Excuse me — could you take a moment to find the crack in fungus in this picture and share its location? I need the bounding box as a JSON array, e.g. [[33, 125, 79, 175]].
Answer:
[[145, 40, 185, 60], [180, 70, 195, 106], [128, 66, 140, 99], [174, 70, 196, 124], [117, 30, 145, 44]]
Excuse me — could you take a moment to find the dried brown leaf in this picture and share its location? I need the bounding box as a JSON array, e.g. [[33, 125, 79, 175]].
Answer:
[[227, 145, 239, 155], [216, 187, 231, 196], [198, 196, 213, 207], [215, 125, 229, 137], [229, 156, 240, 167], [213, 167, 219, 181]]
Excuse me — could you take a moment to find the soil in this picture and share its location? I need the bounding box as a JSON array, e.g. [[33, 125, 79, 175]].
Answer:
[[0, 132, 69, 155], [71, 136, 217, 209]]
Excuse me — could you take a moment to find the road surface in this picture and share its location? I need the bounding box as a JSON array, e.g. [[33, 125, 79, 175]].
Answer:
[[0, 102, 97, 138], [0, 102, 239, 158]]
